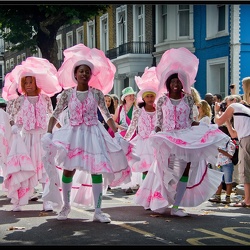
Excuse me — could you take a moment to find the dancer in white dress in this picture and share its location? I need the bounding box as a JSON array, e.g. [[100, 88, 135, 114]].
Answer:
[[0, 99, 11, 186], [41, 44, 138, 222], [124, 67, 160, 181], [134, 47, 230, 216], [3, 57, 61, 212]]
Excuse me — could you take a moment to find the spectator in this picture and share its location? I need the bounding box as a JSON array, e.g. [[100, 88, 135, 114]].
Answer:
[[214, 94, 250, 207], [110, 94, 119, 111], [190, 87, 201, 121], [204, 92, 215, 123], [197, 100, 212, 124], [112, 86, 139, 194], [0, 98, 7, 111], [230, 84, 236, 95], [213, 93, 222, 103], [209, 126, 236, 204], [241, 77, 250, 106]]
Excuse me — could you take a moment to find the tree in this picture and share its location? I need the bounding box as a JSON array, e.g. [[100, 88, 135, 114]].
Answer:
[[0, 4, 109, 69]]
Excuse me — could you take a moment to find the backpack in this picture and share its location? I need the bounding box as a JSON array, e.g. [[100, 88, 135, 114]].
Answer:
[[226, 139, 239, 165]]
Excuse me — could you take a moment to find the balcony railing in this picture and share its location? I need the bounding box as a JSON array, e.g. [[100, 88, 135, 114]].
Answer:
[[106, 41, 152, 60]]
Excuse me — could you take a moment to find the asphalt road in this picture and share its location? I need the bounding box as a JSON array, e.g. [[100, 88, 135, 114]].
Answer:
[[0, 184, 249, 246]]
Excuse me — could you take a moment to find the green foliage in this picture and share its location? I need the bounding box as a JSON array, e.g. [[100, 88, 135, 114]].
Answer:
[[0, 4, 108, 56]]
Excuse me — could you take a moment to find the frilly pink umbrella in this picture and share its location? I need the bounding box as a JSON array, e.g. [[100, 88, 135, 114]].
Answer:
[[57, 44, 116, 94], [135, 66, 162, 104], [156, 47, 199, 94], [2, 57, 62, 100]]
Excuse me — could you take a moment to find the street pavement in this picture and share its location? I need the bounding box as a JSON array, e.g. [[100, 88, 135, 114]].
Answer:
[[0, 184, 249, 246]]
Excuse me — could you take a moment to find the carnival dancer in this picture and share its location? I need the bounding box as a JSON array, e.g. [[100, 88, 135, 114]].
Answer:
[[134, 47, 229, 216], [0, 98, 12, 186], [41, 44, 139, 222], [2, 57, 62, 212], [124, 67, 161, 182]]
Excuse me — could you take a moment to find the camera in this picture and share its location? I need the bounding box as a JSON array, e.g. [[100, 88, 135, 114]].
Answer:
[[220, 102, 227, 112]]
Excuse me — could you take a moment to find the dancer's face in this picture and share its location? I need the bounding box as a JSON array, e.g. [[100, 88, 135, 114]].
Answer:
[[75, 65, 92, 84], [169, 77, 183, 93], [24, 76, 37, 96]]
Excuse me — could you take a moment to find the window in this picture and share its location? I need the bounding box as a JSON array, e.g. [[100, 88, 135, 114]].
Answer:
[[87, 20, 95, 48], [207, 57, 228, 97], [76, 26, 84, 44], [32, 47, 42, 58], [178, 5, 189, 37], [218, 5, 225, 32], [21, 53, 26, 61], [206, 5, 228, 39], [133, 5, 146, 53], [66, 31, 73, 48], [137, 5, 144, 42], [155, 5, 193, 45], [6, 60, 9, 70], [10, 58, 14, 69], [100, 14, 109, 52], [56, 34, 63, 62], [116, 5, 127, 46], [162, 5, 168, 40], [17, 55, 21, 65], [0, 63, 3, 88]]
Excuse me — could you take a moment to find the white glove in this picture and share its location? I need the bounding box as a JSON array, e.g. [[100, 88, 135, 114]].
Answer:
[[11, 124, 19, 134], [41, 133, 53, 151], [149, 131, 156, 136], [114, 131, 123, 144], [43, 132, 52, 140]]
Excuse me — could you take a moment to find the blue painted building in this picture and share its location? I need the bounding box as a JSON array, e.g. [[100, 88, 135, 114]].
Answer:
[[193, 4, 250, 98], [154, 4, 250, 99]]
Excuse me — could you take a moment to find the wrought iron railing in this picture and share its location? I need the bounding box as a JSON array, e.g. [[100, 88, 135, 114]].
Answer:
[[106, 41, 152, 60]]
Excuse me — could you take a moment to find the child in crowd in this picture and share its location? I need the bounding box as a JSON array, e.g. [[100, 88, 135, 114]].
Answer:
[[209, 126, 236, 204]]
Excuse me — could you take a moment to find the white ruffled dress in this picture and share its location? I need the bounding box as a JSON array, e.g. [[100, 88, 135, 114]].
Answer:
[[0, 109, 12, 186], [134, 93, 229, 211], [4, 94, 53, 206], [124, 107, 157, 173], [42, 87, 137, 209]]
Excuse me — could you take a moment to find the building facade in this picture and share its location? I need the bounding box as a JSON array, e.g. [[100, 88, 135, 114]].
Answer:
[[2, 4, 250, 100]]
